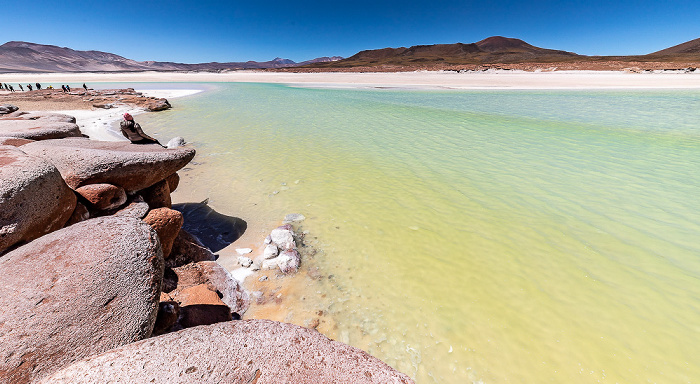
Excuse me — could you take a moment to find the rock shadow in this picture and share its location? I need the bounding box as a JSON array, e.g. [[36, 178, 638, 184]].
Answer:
[[172, 199, 247, 253]]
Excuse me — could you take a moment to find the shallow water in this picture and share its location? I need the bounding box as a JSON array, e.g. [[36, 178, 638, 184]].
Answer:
[[137, 83, 700, 383]]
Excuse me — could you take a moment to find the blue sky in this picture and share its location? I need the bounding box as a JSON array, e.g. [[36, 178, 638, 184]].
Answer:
[[2, 0, 699, 63]]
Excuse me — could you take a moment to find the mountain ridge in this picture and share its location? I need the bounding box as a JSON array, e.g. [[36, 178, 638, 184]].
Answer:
[[0, 41, 342, 73]]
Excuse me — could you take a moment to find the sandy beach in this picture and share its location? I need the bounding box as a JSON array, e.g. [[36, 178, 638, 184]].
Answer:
[[2, 70, 700, 90]]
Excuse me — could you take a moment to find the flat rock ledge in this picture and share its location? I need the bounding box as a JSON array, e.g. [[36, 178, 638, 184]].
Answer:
[[0, 216, 164, 383], [0, 88, 172, 112], [42, 319, 415, 384], [20, 137, 196, 192], [0, 112, 82, 140]]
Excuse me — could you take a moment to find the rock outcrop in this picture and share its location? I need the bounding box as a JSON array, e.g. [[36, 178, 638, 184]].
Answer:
[[0, 146, 76, 254], [42, 320, 415, 384], [0, 216, 164, 383], [0, 118, 82, 140], [143, 208, 183, 259], [20, 137, 196, 192]]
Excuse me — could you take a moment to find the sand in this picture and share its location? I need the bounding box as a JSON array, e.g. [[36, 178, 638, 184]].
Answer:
[[2, 70, 700, 90]]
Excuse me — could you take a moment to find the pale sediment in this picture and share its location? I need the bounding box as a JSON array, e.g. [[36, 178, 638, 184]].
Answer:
[[0, 94, 414, 382]]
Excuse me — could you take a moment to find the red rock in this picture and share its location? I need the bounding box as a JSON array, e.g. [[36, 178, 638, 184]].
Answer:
[[0, 137, 35, 146], [42, 320, 415, 384], [0, 216, 164, 383], [164, 172, 180, 192], [0, 146, 76, 254], [20, 138, 195, 192], [140, 179, 172, 209], [143, 208, 183, 259], [75, 183, 127, 211], [168, 261, 249, 315], [172, 284, 232, 328]]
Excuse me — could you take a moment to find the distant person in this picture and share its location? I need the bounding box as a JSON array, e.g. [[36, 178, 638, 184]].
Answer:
[[18, 84, 24, 91], [120, 113, 164, 146], [66, 84, 71, 92], [8, 85, 14, 93], [36, 83, 41, 90], [83, 83, 88, 91], [27, 84, 32, 91], [61, 85, 67, 93]]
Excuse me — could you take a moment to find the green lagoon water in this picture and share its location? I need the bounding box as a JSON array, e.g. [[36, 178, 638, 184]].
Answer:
[[136, 83, 700, 383]]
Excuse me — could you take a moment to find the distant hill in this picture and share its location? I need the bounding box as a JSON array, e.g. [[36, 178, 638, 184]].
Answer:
[[304, 36, 580, 68], [649, 38, 700, 57], [0, 41, 343, 73]]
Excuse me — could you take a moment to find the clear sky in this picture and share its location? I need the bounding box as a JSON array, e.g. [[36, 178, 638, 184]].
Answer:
[[2, 0, 699, 63]]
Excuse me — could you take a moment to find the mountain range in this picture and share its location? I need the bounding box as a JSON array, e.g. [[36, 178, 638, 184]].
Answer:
[[303, 36, 700, 69], [2, 37, 700, 73], [0, 41, 342, 73]]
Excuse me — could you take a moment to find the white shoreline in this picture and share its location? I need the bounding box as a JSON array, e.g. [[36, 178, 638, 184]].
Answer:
[[2, 70, 700, 90], [46, 88, 202, 141]]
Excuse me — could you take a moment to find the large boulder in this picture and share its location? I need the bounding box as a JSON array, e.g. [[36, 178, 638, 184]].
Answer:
[[0, 216, 164, 383], [20, 138, 196, 192], [0, 119, 82, 140], [0, 146, 76, 254], [41, 320, 415, 384]]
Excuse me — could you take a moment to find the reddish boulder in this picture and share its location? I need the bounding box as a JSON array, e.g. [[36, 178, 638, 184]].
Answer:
[[0, 216, 164, 383], [20, 138, 195, 192], [172, 284, 232, 328], [140, 179, 172, 209], [42, 320, 415, 384], [168, 261, 249, 316], [75, 183, 127, 211], [143, 208, 183, 259], [0, 146, 76, 254]]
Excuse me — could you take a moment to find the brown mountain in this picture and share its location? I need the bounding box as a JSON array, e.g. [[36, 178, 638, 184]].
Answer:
[[304, 36, 579, 68], [648, 37, 700, 57], [0, 41, 340, 73]]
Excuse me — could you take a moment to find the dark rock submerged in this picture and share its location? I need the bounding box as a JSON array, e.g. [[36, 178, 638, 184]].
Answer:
[[42, 320, 415, 384], [0, 216, 164, 383]]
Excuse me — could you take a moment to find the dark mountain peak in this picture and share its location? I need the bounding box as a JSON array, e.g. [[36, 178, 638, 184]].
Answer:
[[650, 37, 700, 56], [475, 36, 538, 52]]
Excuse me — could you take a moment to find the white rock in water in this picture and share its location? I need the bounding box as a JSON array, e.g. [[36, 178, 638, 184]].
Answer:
[[235, 248, 253, 255], [237, 256, 253, 268], [264, 235, 272, 245], [262, 257, 281, 270], [270, 227, 295, 250], [263, 244, 279, 259], [166, 137, 186, 148], [283, 213, 306, 223], [278, 249, 301, 274]]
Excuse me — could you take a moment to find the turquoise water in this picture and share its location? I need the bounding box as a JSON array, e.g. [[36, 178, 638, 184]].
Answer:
[[137, 83, 700, 383]]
